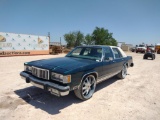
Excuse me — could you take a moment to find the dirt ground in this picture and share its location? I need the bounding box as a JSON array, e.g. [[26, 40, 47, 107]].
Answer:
[[0, 52, 160, 120]]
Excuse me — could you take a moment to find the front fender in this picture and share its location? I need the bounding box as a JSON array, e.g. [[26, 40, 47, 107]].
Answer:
[[81, 70, 98, 80]]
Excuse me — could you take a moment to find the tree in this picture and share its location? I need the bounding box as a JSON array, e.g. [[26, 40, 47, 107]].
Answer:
[[84, 34, 94, 45], [74, 31, 84, 47], [64, 33, 75, 48], [92, 27, 117, 46], [64, 27, 117, 47], [64, 31, 84, 48]]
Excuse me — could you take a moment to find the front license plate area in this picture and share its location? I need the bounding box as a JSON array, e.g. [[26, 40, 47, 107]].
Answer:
[[30, 81, 44, 89]]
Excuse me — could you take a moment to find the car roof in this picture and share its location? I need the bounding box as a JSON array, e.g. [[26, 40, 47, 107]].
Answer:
[[77, 45, 119, 48]]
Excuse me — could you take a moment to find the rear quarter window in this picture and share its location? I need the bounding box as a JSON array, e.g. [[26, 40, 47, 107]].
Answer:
[[112, 48, 123, 59]]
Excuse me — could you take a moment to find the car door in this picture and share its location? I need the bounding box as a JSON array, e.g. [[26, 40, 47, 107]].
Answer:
[[101, 47, 116, 80], [111, 47, 125, 74]]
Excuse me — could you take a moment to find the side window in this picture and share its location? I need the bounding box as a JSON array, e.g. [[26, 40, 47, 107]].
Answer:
[[83, 48, 91, 55], [104, 47, 114, 60], [97, 48, 102, 54], [112, 48, 122, 59]]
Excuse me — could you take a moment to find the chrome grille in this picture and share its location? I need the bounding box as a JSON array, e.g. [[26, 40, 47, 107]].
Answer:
[[32, 67, 49, 80]]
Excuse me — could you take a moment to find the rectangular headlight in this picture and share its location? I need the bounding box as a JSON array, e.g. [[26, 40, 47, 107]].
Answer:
[[24, 65, 32, 72], [51, 72, 71, 83]]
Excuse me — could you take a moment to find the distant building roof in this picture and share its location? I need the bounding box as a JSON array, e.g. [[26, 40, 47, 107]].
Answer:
[[117, 42, 125, 47], [125, 44, 133, 47]]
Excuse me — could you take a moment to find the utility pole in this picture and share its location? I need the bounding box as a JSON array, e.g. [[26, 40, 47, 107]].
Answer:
[[60, 37, 61, 46], [48, 32, 50, 44], [60, 37, 62, 53], [48, 32, 51, 54]]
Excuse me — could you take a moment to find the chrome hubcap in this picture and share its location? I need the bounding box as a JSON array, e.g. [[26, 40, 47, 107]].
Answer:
[[122, 66, 127, 77], [82, 75, 96, 97]]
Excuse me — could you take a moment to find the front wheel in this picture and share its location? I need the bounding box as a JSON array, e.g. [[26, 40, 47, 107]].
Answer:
[[74, 75, 96, 100], [117, 65, 127, 79], [152, 54, 155, 60]]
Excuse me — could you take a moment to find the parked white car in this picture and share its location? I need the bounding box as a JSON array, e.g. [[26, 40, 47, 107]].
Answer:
[[136, 45, 146, 53]]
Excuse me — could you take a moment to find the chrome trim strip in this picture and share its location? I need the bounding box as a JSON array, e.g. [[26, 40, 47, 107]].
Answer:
[[97, 71, 120, 84]]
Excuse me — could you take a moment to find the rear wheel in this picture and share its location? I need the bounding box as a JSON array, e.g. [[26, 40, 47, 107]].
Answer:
[[152, 54, 155, 60], [74, 75, 96, 100], [143, 55, 148, 59], [117, 65, 127, 79]]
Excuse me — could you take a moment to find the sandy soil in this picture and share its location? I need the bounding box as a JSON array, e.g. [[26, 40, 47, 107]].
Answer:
[[0, 52, 160, 120]]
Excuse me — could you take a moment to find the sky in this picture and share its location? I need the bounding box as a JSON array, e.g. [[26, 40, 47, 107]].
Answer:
[[0, 0, 160, 45]]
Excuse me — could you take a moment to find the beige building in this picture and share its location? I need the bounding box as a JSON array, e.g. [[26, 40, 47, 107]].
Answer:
[[118, 42, 133, 51], [121, 44, 130, 51]]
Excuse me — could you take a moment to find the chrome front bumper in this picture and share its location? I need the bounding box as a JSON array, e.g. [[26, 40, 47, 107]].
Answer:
[[20, 71, 70, 96]]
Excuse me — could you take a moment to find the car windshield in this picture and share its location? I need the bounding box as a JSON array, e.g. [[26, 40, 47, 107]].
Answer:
[[148, 46, 154, 48], [66, 47, 102, 60], [139, 45, 145, 47]]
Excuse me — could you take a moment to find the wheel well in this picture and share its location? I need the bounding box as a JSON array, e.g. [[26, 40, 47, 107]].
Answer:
[[82, 72, 98, 81], [125, 63, 128, 68], [90, 73, 98, 80], [77, 72, 98, 90]]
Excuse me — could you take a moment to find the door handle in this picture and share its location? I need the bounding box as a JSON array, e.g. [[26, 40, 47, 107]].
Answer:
[[112, 61, 116, 63]]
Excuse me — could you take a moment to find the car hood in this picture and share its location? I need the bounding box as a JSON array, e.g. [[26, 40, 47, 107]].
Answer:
[[149, 47, 155, 50], [137, 47, 146, 49], [26, 57, 97, 74]]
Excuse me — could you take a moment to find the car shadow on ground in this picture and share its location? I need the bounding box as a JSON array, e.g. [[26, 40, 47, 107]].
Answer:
[[14, 87, 81, 114], [96, 76, 119, 91], [14, 77, 119, 115]]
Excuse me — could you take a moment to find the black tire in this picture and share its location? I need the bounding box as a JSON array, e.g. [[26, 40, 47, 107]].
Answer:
[[152, 54, 155, 60], [152, 56, 154, 60], [136, 51, 138, 53], [143, 55, 146, 59], [145, 55, 148, 59], [74, 74, 96, 100], [117, 65, 127, 79]]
